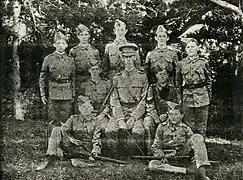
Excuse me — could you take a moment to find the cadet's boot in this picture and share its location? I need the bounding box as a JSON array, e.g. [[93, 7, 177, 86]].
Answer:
[[36, 155, 57, 171]]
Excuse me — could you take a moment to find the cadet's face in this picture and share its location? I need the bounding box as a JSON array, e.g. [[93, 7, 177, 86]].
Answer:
[[77, 31, 90, 43], [79, 101, 94, 116], [186, 41, 199, 57], [155, 32, 168, 44], [168, 109, 182, 125], [156, 70, 168, 83], [53, 39, 68, 53], [123, 54, 136, 69], [89, 66, 101, 76], [114, 27, 127, 38]]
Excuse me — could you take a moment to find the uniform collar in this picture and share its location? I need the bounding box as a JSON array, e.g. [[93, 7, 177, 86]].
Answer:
[[114, 38, 127, 45], [78, 114, 94, 122], [123, 67, 136, 76], [90, 77, 101, 85], [78, 43, 91, 50], [54, 51, 66, 58], [167, 121, 181, 131], [155, 46, 168, 52], [187, 55, 199, 64]]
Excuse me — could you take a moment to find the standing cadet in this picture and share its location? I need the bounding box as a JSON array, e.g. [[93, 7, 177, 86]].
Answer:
[[176, 38, 212, 136], [103, 19, 140, 80], [147, 103, 211, 180], [39, 31, 75, 125], [36, 95, 101, 170], [145, 25, 178, 85], [69, 24, 101, 92], [105, 43, 150, 156]]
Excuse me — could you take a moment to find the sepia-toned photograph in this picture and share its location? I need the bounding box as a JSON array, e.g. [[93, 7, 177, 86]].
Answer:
[[1, 0, 243, 179]]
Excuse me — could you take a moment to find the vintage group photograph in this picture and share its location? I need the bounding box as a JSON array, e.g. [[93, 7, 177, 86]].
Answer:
[[1, 0, 243, 179]]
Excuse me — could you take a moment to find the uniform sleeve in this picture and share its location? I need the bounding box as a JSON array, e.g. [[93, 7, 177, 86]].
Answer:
[[95, 49, 101, 63], [151, 124, 165, 156], [185, 126, 194, 139], [146, 85, 160, 124], [130, 77, 148, 120], [175, 61, 183, 101], [204, 62, 212, 98], [92, 121, 102, 155], [61, 115, 74, 133], [172, 52, 179, 86], [71, 58, 76, 98], [39, 57, 49, 97], [110, 76, 125, 121], [135, 50, 141, 67], [69, 48, 76, 58], [102, 44, 110, 73]]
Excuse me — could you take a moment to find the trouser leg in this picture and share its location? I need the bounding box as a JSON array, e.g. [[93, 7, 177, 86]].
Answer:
[[143, 116, 155, 155], [105, 118, 118, 157], [46, 127, 64, 158], [129, 119, 145, 156], [194, 106, 209, 136], [183, 106, 196, 132], [190, 134, 211, 169], [59, 100, 73, 124]]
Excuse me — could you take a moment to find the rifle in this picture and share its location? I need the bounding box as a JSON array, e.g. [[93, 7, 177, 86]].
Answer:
[[98, 85, 114, 115], [79, 151, 128, 164], [132, 155, 190, 160]]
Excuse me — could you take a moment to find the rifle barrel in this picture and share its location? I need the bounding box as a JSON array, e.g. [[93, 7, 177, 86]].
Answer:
[[132, 156, 190, 160]]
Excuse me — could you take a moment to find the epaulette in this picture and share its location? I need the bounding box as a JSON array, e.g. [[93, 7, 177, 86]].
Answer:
[[137, 69, 146, 74], [199, 57, 208, 63], [115, 71, 123, 76], [160, 121, 168, 127]]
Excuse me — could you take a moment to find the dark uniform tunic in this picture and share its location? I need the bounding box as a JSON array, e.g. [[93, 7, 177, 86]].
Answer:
[[80, 78, 111, 112], [176, 56, 212, 136], [69, 44, 100, 88], [145, 47, 178, 85], [39, 51, 75, 125]]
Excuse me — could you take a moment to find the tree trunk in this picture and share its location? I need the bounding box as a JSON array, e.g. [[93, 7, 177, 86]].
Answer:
[[12, 39, 24, 120]]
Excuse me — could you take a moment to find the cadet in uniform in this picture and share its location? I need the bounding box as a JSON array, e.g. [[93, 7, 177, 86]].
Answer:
[[103, 19, 140, 80], [36, 95, 101, 170], [176, 38, 212, 136], [105, 43, 150, 156], [145, 25, 178, 85], [79, 63, 112, 114], [148, 103, 211, 180], [69, 24, 101, 92], [39, 31, 75, 125]]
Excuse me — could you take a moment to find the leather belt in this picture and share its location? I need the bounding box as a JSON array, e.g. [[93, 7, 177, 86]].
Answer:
[[183, 82, 207, 89]]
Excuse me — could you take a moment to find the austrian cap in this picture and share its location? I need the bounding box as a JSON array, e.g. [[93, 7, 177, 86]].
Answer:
[[76, 24, 90, 33], [156, 25, 168, 34], [54, 31, 68, 42]]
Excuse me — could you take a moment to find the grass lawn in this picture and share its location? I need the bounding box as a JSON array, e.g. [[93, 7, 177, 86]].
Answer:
[[1, 113, 243, 180]]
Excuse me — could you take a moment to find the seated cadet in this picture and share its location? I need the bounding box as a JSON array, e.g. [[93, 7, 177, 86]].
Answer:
[[36, 95, 101, 170], [105, 43, 150, 157], [147, 102, 211, 180]]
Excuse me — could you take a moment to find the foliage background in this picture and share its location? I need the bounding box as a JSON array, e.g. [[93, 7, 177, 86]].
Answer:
[[1, 0, 243, 139]]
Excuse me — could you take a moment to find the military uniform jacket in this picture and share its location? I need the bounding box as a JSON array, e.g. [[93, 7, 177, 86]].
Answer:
[[110, 69, 148, 121], [104, 39, 140, 73], [176, 56, 212, 107], [146, 84, 179, 123], [145, 47, 178, 85], [69, 44, 100, 76], [39, 51, 75, 100], [61, 114, 101, 155], [151, 121, 193, 154], [80, 78, 112, 111]]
